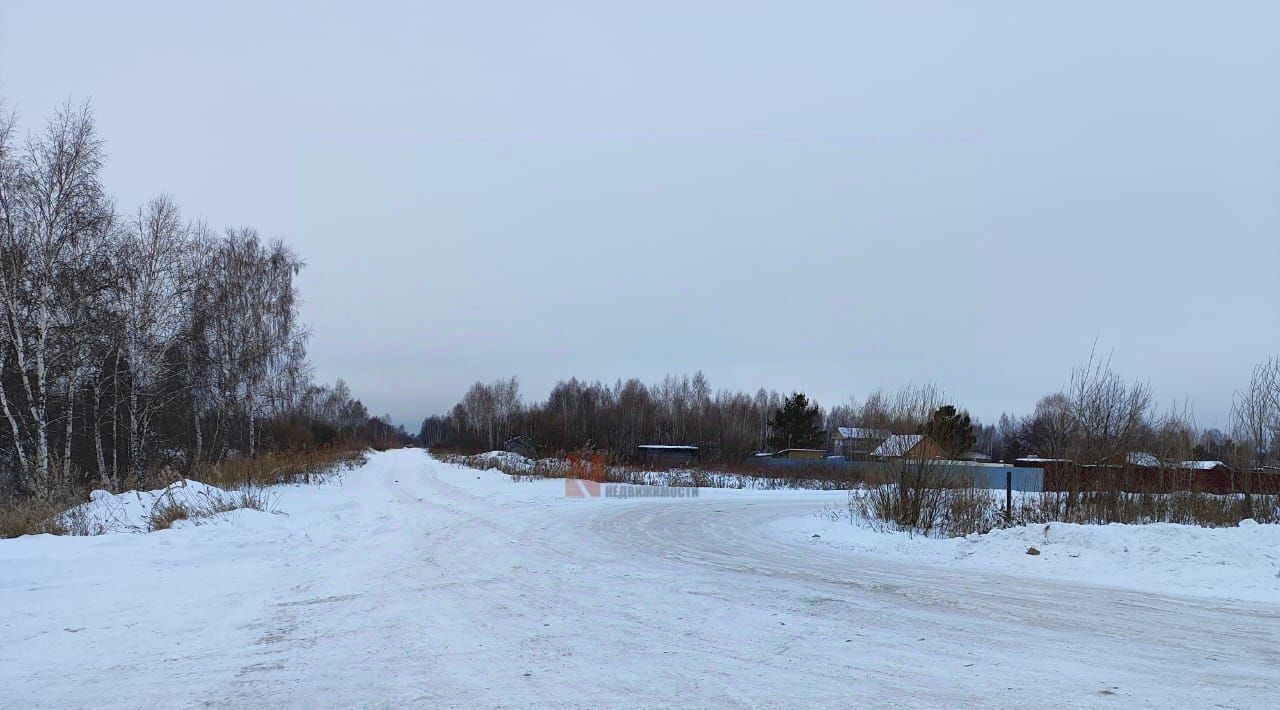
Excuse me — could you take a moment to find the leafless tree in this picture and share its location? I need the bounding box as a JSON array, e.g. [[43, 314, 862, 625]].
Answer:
[[0, 98, 385, 499], [855, 382, 946, 433], [1231, 357, 1279, 469], [1016, 392, 1074, 458], [1145, 399, 1197, 464], [0, 101, 111, 494], [1063, 346, 1153, 464]]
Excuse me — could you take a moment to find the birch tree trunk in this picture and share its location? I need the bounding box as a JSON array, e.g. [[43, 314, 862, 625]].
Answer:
[[62, 369, 76, 486], [93, 381, 108, 486]]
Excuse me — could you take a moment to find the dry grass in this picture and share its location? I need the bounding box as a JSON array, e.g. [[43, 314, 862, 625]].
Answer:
[[187, 446, 367, 490], [0, 497, 72, 538], [147, 487, 276, 531], [147, 495, 193, 531], [0, 493, 116, 538], [1017, 489, 1280, 528], [850, 475, 1280, 538]]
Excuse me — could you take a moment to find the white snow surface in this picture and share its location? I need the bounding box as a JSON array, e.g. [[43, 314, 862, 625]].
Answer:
[[2, 448, 1278, 708], [776, 513, 1280, 603]]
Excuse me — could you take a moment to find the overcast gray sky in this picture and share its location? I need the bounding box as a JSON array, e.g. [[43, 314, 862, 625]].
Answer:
[[2, 1, 1277, 428]]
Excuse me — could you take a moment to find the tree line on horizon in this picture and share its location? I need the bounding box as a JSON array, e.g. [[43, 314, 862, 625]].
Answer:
[[419, 373, 997, 463], [0, 99, 403, 500], [422, 352, 1280, 471], [417, 373, 993, 461]]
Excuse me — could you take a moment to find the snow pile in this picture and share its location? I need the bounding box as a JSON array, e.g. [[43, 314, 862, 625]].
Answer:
[[474, 450, 535, 471], [775, 514, 1280, 602], [62, 480, 265, 534]]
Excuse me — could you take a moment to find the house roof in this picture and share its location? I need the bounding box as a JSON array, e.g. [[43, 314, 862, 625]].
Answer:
[[871, 434, 924, 457], [637, 445, 698, 451], [836, 427, 891, 439], [1178, 460, 1227, 470]]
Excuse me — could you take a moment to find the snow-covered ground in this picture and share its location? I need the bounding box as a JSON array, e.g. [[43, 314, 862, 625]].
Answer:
[[777, 511, 1280, 604], [2, 448, 1278, 708]]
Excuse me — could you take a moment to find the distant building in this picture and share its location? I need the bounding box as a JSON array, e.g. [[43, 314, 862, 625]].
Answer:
[[1107, 452, 1161, 468], [870, 434, 946, 460], [1176, 460, 1232, 474], [1014, 456, 1072, 466], [830, 427, 891, 457], [637, 444, 698, 467], [773, 448, 827, 460]]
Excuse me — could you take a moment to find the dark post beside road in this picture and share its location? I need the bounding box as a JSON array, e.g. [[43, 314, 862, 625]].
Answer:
[[1006, 471, 1013, 523]]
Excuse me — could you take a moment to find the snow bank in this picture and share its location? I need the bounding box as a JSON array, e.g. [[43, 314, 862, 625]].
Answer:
[[61, 479, 267, 534], [474, 450, 535, 471], [774, 514, 1280, 602]]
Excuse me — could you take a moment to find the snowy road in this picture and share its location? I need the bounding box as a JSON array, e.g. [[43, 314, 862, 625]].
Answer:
[[3, 449, 1278, 708]]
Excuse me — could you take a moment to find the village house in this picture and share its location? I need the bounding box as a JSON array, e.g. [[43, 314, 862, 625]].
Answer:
[[830, 427, 891, 457], [1106, 452, 1162, 468], [870, 434, 946, 460]]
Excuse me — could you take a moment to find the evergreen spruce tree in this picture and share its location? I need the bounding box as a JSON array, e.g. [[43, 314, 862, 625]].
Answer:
[[767, 393, 823, 450], [920, 405, 976, 457]]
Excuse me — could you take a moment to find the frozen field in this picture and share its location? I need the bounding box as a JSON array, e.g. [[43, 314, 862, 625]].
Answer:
[[2, 448, 1278, 708]]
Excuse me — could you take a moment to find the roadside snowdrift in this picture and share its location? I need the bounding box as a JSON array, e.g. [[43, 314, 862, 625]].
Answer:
[[474, 450, 535, 471], [61, 480, 271, 534], [774, 514, 1280, 603]]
